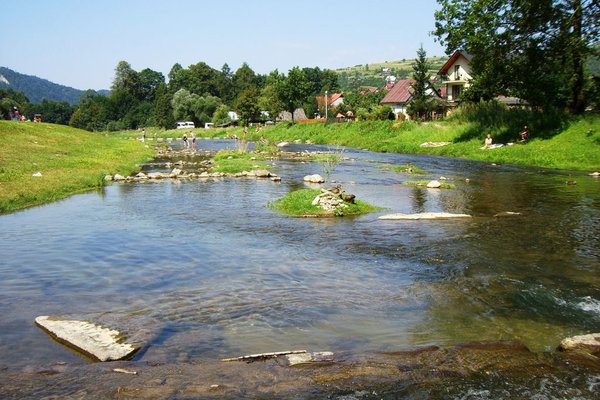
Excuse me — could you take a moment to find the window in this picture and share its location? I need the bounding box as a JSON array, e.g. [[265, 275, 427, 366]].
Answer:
[[452, 85, 462, 100], [454, 65, 460, 80]]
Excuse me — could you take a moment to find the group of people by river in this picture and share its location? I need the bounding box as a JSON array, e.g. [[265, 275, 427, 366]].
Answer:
[[182, 132, 196, 151]]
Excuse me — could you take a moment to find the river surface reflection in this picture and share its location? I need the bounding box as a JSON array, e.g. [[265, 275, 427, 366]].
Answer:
[[1, 140, 599, 371]]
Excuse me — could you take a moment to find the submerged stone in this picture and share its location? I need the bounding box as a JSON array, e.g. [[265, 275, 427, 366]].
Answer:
[[559, 333, 600, 355], [35, 316, 139, 362], [378, 212, 472, 220]]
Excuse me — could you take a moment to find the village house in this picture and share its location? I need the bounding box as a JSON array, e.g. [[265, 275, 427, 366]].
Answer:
[[316, 92, 344, 110], [438, 50, 473, 104], [380, 79, 415, 119], [380, 79, 442, 120]]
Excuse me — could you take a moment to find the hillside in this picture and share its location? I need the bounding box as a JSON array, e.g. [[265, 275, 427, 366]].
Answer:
[[0, 67, 84, 104], [336, 56, 447, 92]]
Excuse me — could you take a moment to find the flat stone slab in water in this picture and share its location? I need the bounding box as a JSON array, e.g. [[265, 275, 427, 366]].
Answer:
[[35, 316, 139, 362], [378, 212, 472, 220], [286, 351, 334, 366]]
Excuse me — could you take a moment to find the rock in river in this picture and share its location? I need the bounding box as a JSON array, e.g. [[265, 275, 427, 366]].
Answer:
[[559, 333, 600, 355], [303, 174, 325, 183], [35, 316, 139, 362]]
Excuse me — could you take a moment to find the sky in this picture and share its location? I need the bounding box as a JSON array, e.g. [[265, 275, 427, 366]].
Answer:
[[0, 0, 446, 91]]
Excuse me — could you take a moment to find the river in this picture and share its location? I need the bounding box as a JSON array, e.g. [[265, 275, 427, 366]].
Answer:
[[1, 140, 599, 398]]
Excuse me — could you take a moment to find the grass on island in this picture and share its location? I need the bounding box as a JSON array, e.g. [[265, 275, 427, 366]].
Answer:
[[212, 150, 272, 174], [268, 189, 381, 217], [0, 121, 154, 214], [380, 163, 427, 175], [403, 180, 456, 189]]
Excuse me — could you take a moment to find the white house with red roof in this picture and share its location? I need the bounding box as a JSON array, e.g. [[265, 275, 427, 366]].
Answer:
[[380, 79, 415, 119], [438, 50, 473, 103]]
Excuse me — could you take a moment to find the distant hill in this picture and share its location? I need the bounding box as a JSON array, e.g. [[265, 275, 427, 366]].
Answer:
[[336, 56, 448, 92], [0, 67, 85, 105]]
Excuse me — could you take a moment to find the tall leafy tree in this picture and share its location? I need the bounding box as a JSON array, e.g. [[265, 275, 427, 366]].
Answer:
[[234, 87, 261, 125], [111, 61, 142, 99], [138, 68, 165, 102], [434, 0, 600, 113], [277, 67, 311, 121], [152, 83, 175, 129], [232, 62, 258, 100]]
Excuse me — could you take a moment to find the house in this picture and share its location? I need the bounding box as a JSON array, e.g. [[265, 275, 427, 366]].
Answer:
[[379, 79, 415, 119], [359, 86, 378, 95], [316, 93, 344, 110], [380, 79, 443, 120], [438, 50, 473, 103]]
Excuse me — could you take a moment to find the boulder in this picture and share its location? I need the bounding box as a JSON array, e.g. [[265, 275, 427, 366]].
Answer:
[[170, 168, 183, 176], [589, 171, 600, 177], [147, 172, 168, 179], [104, 175, 113, 181], [277, 141, 289, 148], [304, 174, 325, 183], [113, 174, 126, 181], [135, 172, 148, 179], [559, 333, 600, 354], [427, 180, 442, 188], [35, 316, 139, 362], [379, 212, 472, 220], [32, 171, 42, 177], [252, 169, 271, 178]]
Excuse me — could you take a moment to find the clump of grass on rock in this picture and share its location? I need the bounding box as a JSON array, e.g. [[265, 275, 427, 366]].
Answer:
[[269, 189, 380, 217]]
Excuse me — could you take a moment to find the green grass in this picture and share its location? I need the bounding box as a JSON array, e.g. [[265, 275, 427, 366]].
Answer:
[[212, 150, 271, 174], [252, 114, 600, 172], [268, 189, 381, 217], [403, 180, 456, 189], [0, 121, 154, 213], [380, 163, 427, 175]]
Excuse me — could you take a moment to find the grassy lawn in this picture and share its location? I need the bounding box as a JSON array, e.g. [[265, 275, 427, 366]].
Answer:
[[0, 121, 154, 213]]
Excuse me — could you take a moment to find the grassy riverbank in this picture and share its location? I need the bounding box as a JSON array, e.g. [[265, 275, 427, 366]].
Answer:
[[0, 121, 154, 214], [245, 115, 600, 172], [127, 113, 600, 171]]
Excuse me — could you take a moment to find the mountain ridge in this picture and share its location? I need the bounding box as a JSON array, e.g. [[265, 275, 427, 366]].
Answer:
[[0, 67, 101, 105]]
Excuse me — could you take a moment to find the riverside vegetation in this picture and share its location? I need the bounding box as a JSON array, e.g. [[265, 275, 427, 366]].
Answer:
[[2, 106, 599, 213]]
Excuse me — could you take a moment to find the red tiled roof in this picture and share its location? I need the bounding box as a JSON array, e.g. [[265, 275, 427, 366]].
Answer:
[[316, 93, 343, 107], [380, 79, 415, 104]]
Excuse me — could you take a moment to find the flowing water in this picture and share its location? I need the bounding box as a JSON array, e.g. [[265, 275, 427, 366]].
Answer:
[[1, 140, 599, 397]]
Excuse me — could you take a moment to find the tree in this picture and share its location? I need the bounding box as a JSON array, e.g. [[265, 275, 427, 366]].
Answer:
[[434, 0, 600, 113], [277, 67, 311, 122], [259, 70, 285, 122], [234, 87, 261, 125], [138, 68, 165, 102], [212, 104, 232, 126], [111, 61, 142, 99], [232, 62, 258, 100], [152, 83, 175, 129], [407, 45, 432, 120]]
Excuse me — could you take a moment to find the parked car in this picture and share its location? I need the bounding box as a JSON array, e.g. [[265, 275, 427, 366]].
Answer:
[[176, 121, 195, 129]]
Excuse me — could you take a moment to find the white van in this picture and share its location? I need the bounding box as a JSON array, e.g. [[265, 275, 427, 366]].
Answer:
[[176, 121, 195, 129]]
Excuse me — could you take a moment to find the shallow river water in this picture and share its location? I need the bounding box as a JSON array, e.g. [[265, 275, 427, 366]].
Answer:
[[1, 140, 599, 397]]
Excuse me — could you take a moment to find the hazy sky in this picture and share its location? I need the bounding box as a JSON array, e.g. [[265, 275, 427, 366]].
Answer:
[[1, 0, 446, 90]]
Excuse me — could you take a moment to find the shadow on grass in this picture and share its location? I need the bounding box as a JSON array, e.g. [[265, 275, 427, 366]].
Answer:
[[451, 102, 569, 143]]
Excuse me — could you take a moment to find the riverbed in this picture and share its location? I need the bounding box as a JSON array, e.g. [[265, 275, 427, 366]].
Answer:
[[1, 140, 599, 398]]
